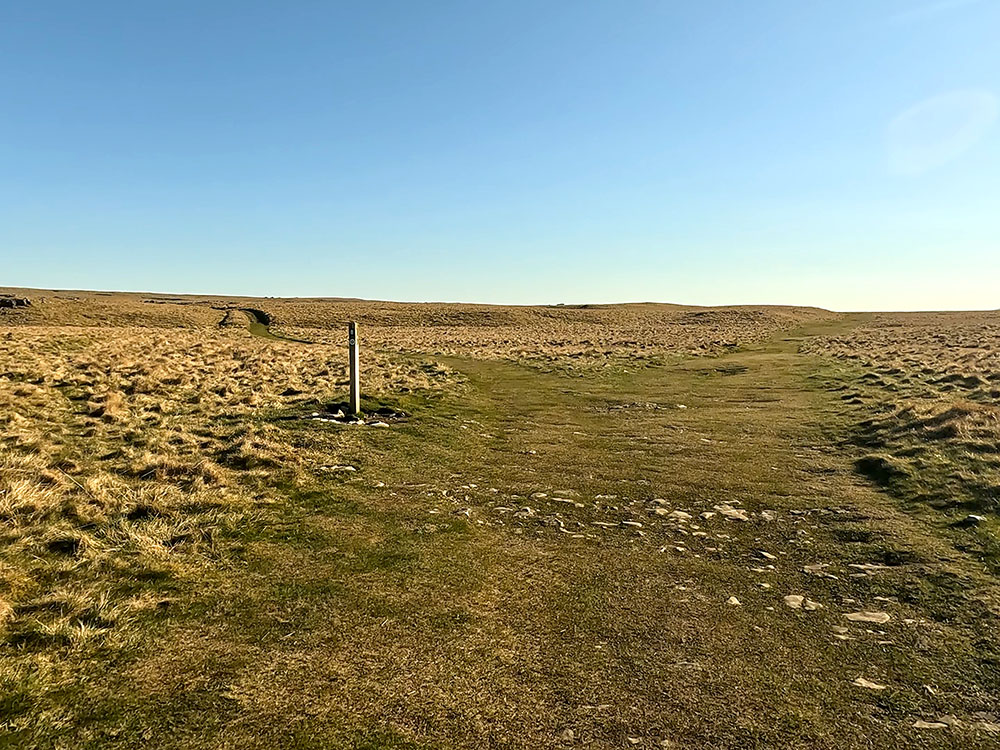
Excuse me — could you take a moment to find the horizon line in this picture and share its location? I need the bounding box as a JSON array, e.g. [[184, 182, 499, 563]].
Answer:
[[3, 284, 999, 315]]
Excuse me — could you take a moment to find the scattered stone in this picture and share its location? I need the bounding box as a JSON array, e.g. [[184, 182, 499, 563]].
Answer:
[[668, 510, 692, 521], [846, 611, 891, 624], [783, 594, 822, 611], [651, 508, 671, 516], [852, 677, 887, 690], [760, 510, 778, 522], [714, 504, 749, 521], [560, 728, 575, 742], [621, 520, 643, 529], [830, 626, 849, 635], [802, 563, 834, 577], [756, 550, 777, 561], [912, 720, 948, 730], [726, 596, 741, 606]]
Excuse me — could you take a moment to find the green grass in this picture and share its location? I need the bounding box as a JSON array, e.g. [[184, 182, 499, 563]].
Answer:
[[3, 320, 999, 748]]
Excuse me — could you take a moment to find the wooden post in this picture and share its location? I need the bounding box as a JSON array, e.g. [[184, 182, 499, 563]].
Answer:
[[348, 322, 360, 415]]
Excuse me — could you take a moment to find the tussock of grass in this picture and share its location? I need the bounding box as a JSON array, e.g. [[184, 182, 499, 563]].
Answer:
[[0, 322, 457, 734], [806, 313, 1000, 575], [807, 314, 1000, 513]]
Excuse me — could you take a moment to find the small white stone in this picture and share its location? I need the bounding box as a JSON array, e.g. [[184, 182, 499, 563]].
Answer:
[[852, 677, 887, 690], [846, 611, 891, 624], [714, 504, 749, 521]]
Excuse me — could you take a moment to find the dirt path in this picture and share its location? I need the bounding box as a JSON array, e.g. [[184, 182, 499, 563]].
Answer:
[[57, 321, 1000, 749]]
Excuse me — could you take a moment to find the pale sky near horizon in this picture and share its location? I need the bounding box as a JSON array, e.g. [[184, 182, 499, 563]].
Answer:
[[2, 1, 998, 310]]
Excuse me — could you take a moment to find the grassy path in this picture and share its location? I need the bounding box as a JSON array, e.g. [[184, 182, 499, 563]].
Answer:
[[239, 308, 311, 343], [42, 321, 1000, 748]]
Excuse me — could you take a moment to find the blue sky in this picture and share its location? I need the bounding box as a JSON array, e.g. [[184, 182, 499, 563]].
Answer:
[[2, 1, 998, 309]]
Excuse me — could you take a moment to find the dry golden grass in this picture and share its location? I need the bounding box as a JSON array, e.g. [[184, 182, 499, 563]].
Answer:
[[8, 291, 999, 747], [806, 312, 1000, 518], [0, 291, 838, 745], [806, 311, 1000, 395], [5, 290, 824, 662], [1, 287, 830, 367], [0, 324, 453, 654]]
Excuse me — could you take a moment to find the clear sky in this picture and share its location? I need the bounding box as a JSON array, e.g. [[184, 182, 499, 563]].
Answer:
[[2, 1, 998, 309]]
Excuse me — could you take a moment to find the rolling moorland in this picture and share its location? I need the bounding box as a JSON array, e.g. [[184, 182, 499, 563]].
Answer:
[[1, 288, 999, 749]]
